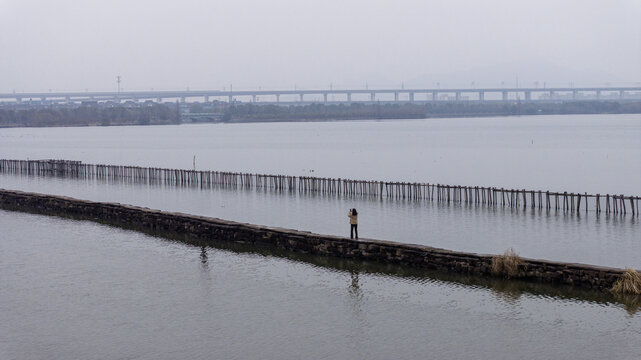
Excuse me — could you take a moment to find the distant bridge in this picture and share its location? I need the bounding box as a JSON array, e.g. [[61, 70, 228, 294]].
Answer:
[[1, 86, 640, 105]]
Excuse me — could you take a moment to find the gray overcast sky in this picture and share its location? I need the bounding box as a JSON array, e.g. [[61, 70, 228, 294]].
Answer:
[[1, 0, 640, 92]]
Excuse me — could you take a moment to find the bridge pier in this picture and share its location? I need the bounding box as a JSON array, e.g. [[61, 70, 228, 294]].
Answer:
[[276, 94, 280, 103], [596, 90, 601, 100], [409, 92, 414, 103], [323, 93, 328, 103], [479, 92, 484, 102], [299, 94, 304, 102], [502, 91, 508, 101], [370, 92, 375, 102], [455, 92, 461, 101], [228, 95, 232, 103], [525, 91, 531, 102], [347, 93, 352, 102], [394, 92, 399, 102], [204, 95, 209, 102], [432, 91, 438, 101], [572, 90, 577, 100], [619, 90, 625, 99]]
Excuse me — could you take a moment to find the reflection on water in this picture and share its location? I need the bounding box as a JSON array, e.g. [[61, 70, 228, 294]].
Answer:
[[2, 172, 640, 269], [200, 246, 208, 267], [614, 293, 641, 316], [1, 115, 640, 359], [1, 209, 640, 359], [1, 115, 639, 194], [0, 115, 639, 272], [348, 270, 364, 304]]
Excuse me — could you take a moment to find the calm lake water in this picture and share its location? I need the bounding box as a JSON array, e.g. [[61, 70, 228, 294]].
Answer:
[[1, 115, 641, 359], [1, 114, 639, 194], [2, 173, 640, 269], [1, 210, 640, 360], [1, 114, 640, 268]]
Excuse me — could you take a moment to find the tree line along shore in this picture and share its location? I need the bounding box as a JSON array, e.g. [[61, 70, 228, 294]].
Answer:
[[221, 100, 641, 122], [0, 100, 639, 127], [0, 103, 180, 127]]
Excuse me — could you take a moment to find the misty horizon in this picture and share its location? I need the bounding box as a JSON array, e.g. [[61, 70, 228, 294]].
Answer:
[[1, 0, 640, 92]]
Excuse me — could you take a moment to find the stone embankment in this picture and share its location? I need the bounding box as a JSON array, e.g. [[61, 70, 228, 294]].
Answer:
[[0, 189, 628, 292]]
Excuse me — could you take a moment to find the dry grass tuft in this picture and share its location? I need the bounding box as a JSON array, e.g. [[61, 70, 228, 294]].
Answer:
[[611, 268, 641, 295], [491, 248, 523, 278]]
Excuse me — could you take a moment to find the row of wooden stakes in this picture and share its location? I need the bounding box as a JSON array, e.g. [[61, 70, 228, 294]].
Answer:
[[1, 159, 639, 215]]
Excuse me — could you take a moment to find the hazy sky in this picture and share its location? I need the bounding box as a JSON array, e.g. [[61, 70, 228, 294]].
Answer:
[[1, 0, 640, 92]]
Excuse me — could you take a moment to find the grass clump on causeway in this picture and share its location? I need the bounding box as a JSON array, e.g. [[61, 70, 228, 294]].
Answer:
[[611, 268, 641, 295], [491, 248, 523, 278]]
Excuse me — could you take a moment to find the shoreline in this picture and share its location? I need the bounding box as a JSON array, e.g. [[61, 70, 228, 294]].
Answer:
[[1, 100, 639, 128], [1, 110, 639, 129]]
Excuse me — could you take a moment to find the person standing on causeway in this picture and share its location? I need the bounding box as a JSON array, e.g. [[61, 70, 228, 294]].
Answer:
[[348, 208, 358, 239]]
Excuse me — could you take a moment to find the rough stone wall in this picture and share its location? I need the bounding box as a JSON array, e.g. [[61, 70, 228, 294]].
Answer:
[[0, 189, 626, 291]]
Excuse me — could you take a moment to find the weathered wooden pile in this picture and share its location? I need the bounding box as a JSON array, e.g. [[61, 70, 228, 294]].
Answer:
[[1, 159, 638, 215]]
